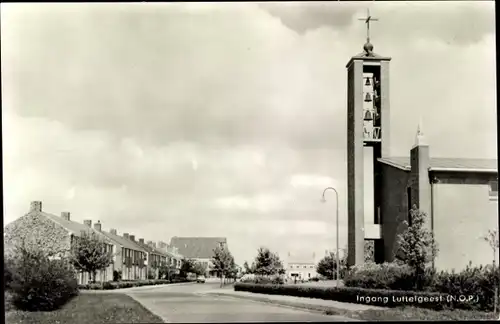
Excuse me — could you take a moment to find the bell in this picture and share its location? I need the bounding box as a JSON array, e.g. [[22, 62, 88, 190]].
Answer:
[[364, 93, 372, 102], [365, 78, 371, 86], [364, 110, 373, 121]]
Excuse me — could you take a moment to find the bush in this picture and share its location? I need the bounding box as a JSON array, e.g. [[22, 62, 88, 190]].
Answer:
[[430, 264, 500, 311], [78, 279, 177, 290], [344, 262, 418, 291], [113, 270, 122, 282], [4, 259, 15, 289], [7, 250, 78, 311], [147, 269, 156, 280], [328, 262, 500, 312], [240, 275, 284, 285], [234, 283, 463, 311]]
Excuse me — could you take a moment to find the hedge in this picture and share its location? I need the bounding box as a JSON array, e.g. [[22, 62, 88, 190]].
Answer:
[[343, 262, 500, 311], [234, 283, 483, 311], [240, 275, 285, 285], [79, 278, 189, 290]]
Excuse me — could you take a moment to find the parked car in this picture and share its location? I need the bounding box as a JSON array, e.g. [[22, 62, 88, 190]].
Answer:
[[196, 275, 206, 283]]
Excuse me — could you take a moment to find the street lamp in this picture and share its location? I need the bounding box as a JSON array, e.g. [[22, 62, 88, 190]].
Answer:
[[321, 187, 340, 287]]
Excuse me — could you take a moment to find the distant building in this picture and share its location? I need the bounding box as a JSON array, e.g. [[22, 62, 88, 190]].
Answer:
[[285, 253, 318, 281], [3, 201, 164, 283], [134, 238, 167, 279], [170, 237, 228, 277], [155, 241, 183, 274]]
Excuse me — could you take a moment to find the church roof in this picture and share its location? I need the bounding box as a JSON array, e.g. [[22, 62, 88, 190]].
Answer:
[[170, 237, 227, 259], [345, 51, 391, 67], [378, 157, 498, 173]]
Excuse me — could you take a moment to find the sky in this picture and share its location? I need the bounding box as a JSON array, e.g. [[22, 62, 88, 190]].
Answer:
[[2, 2, 496, 266]]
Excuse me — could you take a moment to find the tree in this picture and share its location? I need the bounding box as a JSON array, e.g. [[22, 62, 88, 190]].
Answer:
[[69, 231, 114, 284], [316, 251, 347, 279], [243, 261, 252, 274], [179, 258, 195, 278], [227, 259, 239, 280], [253, 247, 285, 277], [483, 229, 499, 266], [211, 244, 234, 287], [158, 262, 175, 280], [394, 205, 438, 289], [192, 262, 207, 276]]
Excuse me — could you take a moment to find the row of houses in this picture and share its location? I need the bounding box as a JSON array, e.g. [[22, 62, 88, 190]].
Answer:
[[4, 201, 186, 284]]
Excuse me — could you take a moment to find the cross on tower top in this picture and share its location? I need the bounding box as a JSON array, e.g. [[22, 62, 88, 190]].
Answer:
[[358, 8, 378, 53]]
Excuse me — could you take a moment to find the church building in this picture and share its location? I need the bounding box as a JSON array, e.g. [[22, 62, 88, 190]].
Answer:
[[346, 14, 498, 271]]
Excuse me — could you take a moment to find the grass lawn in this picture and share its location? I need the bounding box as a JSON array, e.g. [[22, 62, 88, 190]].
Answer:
[[5, 292, 164, 324], [216, 291, 497, 321], [350, 306, 497, 321]]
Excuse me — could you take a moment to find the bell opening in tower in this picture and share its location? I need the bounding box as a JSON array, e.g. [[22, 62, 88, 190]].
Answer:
[[362, 65, 382, 144]]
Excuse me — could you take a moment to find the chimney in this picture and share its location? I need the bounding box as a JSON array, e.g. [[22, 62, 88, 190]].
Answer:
[[147, 240, 153, 246], [83, 220, 92, 227], [30, 201, 42, 212], [123, 233, 129, 239], [153, 242, 157, 248], [139, 238, 145, 244], [129, 235, 135, 241], [110, 229, 117, 235], [61, 212, 70, 221], [410, 118, 432, 230], [93, 220, 102, 232]]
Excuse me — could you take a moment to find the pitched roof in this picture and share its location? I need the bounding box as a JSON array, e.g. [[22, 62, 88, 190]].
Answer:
[[162, 248, 183, 260], [136, 241, 167, 257], [170, 237, 227, 259], [378, 157, 498, 173], [41, 212, 114, 245], [346, 51, 391, 67], [99, 231, 148, 252], [287, 253, 316, 265]]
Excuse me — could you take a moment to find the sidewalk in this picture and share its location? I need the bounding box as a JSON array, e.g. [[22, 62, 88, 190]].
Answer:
[[202, 288, 385, 317]]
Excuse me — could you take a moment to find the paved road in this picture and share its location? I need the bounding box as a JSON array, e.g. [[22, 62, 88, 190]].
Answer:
[[127, 282, 350, 322]]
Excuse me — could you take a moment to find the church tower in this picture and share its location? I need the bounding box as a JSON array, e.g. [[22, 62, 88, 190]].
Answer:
[[346, 10, 391, 266]]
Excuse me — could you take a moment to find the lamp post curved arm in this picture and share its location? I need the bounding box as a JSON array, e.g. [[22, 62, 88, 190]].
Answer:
[[321, 187, 341, 287]]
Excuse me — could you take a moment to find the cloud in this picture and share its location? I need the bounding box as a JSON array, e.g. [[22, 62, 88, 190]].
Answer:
[[260, 2, 360, 34], [262, 2, 495, 46], [290, 174, 340, 189], [214, 191, 293, 213]]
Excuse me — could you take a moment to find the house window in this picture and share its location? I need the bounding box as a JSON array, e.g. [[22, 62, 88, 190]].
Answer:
[[303, 266, 307, 269], [490, 181, 498, 201]]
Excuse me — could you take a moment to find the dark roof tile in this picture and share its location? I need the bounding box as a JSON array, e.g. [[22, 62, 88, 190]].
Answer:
[[170, 237, 227, 259]]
